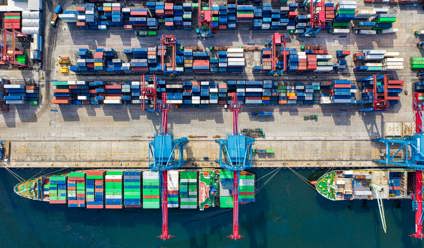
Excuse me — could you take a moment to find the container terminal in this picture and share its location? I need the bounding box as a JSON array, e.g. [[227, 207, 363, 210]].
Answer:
[[0, 0, 424, 242]]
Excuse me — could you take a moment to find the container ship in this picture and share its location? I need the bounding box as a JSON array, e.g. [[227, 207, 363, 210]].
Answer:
[[315, 169, 411, 201], [14, 169, 255, 210]]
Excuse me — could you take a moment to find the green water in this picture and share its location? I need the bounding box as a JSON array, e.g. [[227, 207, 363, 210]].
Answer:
[[0, 169, 423, 248]]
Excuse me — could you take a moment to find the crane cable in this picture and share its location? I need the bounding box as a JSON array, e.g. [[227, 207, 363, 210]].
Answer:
[[256, 168, 281, 193], [286, 166, 316, 191], [2, 162, 24, 182]]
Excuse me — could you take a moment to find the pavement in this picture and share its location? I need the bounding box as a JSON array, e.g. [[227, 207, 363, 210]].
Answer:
[[0, 1, 423, 168]]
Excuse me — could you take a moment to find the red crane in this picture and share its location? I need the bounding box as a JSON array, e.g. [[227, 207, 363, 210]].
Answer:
[[1, 29, 26, 67], [229, 93, 241, 240], [140, 74, 157, 111], [198, 0, 213, 30], [271, 33, 287, 73], [160, 34, 176, 73], [373, 74, 388, 111], [160, 92, 170, 240], [411, 92, 424, 239], [309, 0, 326, 29]]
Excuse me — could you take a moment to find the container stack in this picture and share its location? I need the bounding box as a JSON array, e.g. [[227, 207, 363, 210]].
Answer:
[[353, 8, 398, 35], [3, 83, 39, 105], [86, 170, 104, 209], [388, 171, 403, 198], [219, 170, 233, 208], [332, 0, 357, 34], [67, 171, 85, 208], [354, 50, 404, 71], [237, 5, 254, 23], [105, 171, 123, 209], [48, 175, 67, 204], [123, 170, 141, 208], [142, 171, 160, 209], [227, 48, 245, 73], [331, 80, 357, 104], [3, 12, 21, 30], [167, 170, 179, 208], [60, 2, 193, 32], [180, 171, 198, 209], [357, 75, 403, 110], [411, 57, 424, 70], [239, 172, 255, 204]]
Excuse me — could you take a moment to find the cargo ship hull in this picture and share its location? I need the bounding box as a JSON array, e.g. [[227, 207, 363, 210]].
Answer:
[[14, 169, 255, 210], [315, 169, 411, 201]]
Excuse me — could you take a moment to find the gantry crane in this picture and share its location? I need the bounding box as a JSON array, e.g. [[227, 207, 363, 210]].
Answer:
[[305, 0, 325, 37], [197, 0, 213, 38], [271, 33, 287, 76], [0, 29, 27, 67], [216, 93, 255, 239], [148, 92, 189, 240], [141, 74, 157, 111], [373, 87, 424, 239], [160, 34, 176, 75]]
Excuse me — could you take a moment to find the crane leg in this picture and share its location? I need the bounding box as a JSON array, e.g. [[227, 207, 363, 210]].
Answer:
[[160, 170, 171, 240], [411, 171, 424, 239], [230, 171, 241, 240]]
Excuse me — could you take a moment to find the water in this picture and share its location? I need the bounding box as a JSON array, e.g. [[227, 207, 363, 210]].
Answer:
[[0, 168, 423, 248]]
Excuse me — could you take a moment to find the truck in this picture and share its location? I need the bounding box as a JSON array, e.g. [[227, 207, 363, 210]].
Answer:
[[250, 111, 273, 118], [50, 5, 63, 27]]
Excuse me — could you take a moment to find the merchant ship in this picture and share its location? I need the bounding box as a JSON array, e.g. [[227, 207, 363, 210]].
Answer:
[[14, 169, 255, 210], [315, 169, 412, 201]]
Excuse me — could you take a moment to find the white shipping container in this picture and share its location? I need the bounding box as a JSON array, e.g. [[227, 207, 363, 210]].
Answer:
[[67, 80, 76, 85], [200, 100, 210, 104], [384, 62, 404, 66], [104, 99, 121, 104], [132, 100, 141, 104], [22, 19, 39, 27], [227, 48, 243, 53], [365, 63, 383, 67], [364, 50, 386, 55], [227, 58, 245, 62], [105, 195, 122, 199], [21, 27, 39, 35], [358, 30, 377, 35], [77, 15, 86, 21], [4, 84, 24, 89], [143, 171, 159, 179], [381, 28, 398, 34], [209, 88, 218, 93], [122, 8, 131, 13], [59, 13, 77, 19], [76, 81, 86, 85], [332, 28, 350, 34], [105, 175, 122, 179], [191, 96, 201, 100], [228, 61, 245, 66], [167, 100, 183, 104], [22, 11, 40, 19], [227, 53, 244, 58], [77, 96, 87, 100], [385, 65, 404, 70], [192, 100, 201, 104], [316, 55, 332, 60], [245, 88, 263, 92], [131, 81, 140, 86], [201, 81, 210, 86], [236, 88, 245, 93], [314, 66, 334, 72], [384, 52, 400, 57]]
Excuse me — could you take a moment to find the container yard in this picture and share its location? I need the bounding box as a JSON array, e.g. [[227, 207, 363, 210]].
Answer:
[[1, 0, 424, 246]]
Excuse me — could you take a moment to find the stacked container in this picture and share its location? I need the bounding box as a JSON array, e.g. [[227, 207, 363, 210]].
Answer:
[[124, 170, 141, 208], [3, 12, 21, 30], [48, 175, 67, 204], [239, 172, 255, 204], [86, 170, 104, 209], [332, 0, 357, 34], [219, 170, 233, 208], [3, 83, 39, 105], [167, 171, 179, 208], [388, 171, 403, 197], [353, 8, 398, 34], [331, 80, 357, 104], [142, 171, 160, 209], [105, 171, 123, 209], [67, 171, 85, 208], [354, 50, 404, 71], [411, 57, 424, 70], [179, 171, 198, 209]]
